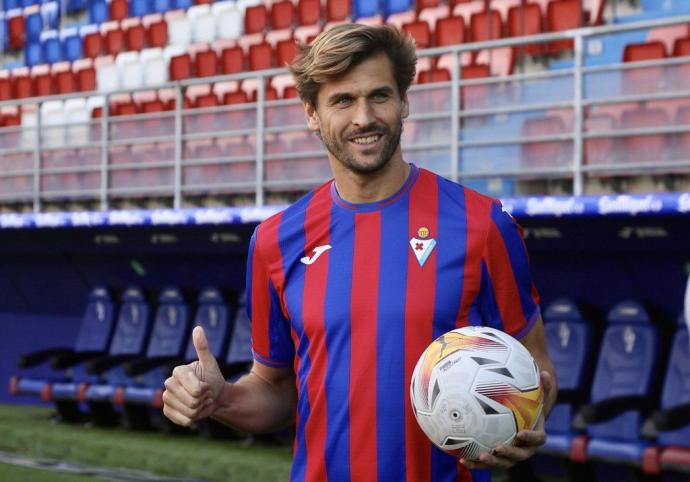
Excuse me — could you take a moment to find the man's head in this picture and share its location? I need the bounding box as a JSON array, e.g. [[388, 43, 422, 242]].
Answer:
[[289, 24, 417, 175], [289, 24, 417, 109]]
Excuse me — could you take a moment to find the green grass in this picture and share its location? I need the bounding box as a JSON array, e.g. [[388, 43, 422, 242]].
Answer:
[[0, 462, 98, 481], [0, 403, 292, 481]]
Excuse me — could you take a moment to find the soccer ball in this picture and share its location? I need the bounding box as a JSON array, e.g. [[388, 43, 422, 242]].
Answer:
[[410, 326, 544, 461]]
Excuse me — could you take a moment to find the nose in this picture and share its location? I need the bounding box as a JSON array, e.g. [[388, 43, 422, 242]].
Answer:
[[351, 98, 375, 127]]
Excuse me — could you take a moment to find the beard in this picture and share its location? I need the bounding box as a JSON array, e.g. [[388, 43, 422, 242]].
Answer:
[[317, 119, 404, 176]]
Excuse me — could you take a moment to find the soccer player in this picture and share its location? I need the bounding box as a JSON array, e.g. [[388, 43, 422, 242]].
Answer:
[[162, 24, 557, 482]]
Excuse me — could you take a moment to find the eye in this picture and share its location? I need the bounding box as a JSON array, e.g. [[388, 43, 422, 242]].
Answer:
[[335, 96, 353, 107], [372, 92, 389, 102]]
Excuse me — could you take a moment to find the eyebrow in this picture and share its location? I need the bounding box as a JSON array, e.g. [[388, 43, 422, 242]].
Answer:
[[326, 86, 396, 105]]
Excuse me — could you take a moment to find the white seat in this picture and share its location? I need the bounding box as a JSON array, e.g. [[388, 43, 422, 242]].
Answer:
[[120, 62, 144, 90], [236, 0, 263, 13], [139, 47, 163, 64], [143, 57, 168, 86], [64, 98, 90, 145], [116, 50, 139, 68], [87, 96, 105, 116], [97, 63, 120, 92], [20, 106, 38, 151], [40, 100, 66, 148], [191, 12, 216, 43], [168, 16, 192, 47], [217, 8, 243, 40], [211, 0, 236, 16], [187, 3, 211, 19]]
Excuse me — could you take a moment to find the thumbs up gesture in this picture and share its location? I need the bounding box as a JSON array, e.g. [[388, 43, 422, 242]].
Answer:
[[162, 326, 226, 427]]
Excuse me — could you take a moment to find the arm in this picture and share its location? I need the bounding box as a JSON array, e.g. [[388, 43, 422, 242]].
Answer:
[[520, 316, 558, 419]]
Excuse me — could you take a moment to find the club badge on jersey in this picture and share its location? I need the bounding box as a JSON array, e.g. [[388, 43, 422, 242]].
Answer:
[[410, 226, 436, 267]]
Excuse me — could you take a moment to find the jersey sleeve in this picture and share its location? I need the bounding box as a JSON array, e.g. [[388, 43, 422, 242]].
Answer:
[[477, 201, 541, 339], [246, 227, 295, 368]]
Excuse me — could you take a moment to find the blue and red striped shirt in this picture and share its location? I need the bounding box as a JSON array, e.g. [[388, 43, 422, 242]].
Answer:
[[246, 165, 540, 482]]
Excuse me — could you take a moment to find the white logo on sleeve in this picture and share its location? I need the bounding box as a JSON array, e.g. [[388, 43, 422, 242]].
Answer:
[[300, 244, 332, 265]]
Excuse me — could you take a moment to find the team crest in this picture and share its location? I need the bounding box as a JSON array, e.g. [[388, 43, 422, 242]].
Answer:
[[410, 226, 436, 267]]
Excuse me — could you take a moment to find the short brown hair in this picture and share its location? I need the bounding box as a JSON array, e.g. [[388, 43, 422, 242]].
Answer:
[[288, 23, 417, 107]]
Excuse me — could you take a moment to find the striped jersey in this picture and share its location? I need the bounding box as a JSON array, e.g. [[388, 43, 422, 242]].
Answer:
[[246, 165, 541, 482]]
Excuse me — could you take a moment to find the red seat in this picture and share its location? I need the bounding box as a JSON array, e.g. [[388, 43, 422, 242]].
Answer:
[[142, 98, 166, 113], [147, 20, 168, 47], [584, 113, 616, 166], [196, 50, 218, 77], [221, 46, 245, 74], [54, 69, 75, 94], [110, 0, 128, 21], [249, 42, 274, 70], [622, 41, 666, 95], [104, 27, 126, 56], [0, 74, 11, 101], [418, 68, 451, 83], [276, 39, 298, 66], [461, 63, 490, 109], [13, 72, 32, 99], [245, 5, 268, 35], [622, 107, 669, 163], [284, 85, 298, 98], [545, 0, 584, 54], [195, 92, 219, 108], [674, 106, 690, 160], [326, 0, 350, 22], [83, 32, 103, 58], [521, 115, 569, 169], [298, 0, 322, 26], [436, 16, 465, 47], [8, 14, 25, 50], [507, 4, 543, 55], [417, 0, 441, 10], [272, 0, 295, 30], [470, 9, 503, 42], [76, 66, 96, 91], [33, 70, 53, 97], [223, 90, 249, 105], [402, 20, 431, 48], [170, 53, 192, 81], [126, 24, 146, 51], [2, 107, 21, 126], [674, 37, 690, 56]]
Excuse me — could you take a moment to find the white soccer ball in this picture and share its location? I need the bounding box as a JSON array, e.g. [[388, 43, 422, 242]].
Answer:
[[410, 326, 544, 461]]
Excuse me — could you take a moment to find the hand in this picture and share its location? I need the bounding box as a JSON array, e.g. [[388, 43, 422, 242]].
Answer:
[[162, 326, 226, 427], [460, 370, 554, 470]]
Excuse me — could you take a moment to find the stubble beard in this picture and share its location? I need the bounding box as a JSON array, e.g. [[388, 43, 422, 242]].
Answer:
[[317, 119, 404, 176]]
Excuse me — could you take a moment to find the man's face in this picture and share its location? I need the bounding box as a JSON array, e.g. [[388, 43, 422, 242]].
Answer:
[[305, 52, 409, 175]]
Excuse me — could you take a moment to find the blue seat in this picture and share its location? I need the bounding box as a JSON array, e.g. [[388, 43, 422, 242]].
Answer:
[[41, 30, 61, 64], [119, 287, 233, 430], [65, 0, 86, 14], [10, 287, 117, 420], [384, 0, 412, 16], [130, 0, 151, 17], [25, 12, 42, 42], [82, 287, 154, 426], [172, 0, 192, 10], [150, 0, 170, 14], [641, 315, 690, 481], [61, 28, 82, 61], [0, 13, 8, 51], [25, 41, 43, 66], [89, 0, 108, 24], [353, 0, 381, 19], [3, 0, 21, 11], [40, 1, 59, 30], [577, 301, 662, 482]]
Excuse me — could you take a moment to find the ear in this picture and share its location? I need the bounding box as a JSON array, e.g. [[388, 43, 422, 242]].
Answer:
[[401, 93, 410, 119], [304, 101, 321, 132]]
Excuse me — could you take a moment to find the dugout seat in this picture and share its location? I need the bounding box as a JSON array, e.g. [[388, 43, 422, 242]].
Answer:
[[572, 301, 663, 482], [9, 287, 117, 422], [117, 287, 234, 431], [641, 314, 690, 481]]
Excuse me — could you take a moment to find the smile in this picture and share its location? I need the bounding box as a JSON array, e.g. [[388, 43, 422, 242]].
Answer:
[[350, 134, 382, 145]]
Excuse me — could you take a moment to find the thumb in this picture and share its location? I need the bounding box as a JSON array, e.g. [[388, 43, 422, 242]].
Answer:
[[193, 326, 220, 377]]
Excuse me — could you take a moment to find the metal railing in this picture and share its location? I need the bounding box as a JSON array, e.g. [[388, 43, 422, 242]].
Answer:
[[1, 13, 690, 212]]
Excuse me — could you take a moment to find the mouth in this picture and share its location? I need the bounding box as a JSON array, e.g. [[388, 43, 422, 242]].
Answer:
[[349, 133, 383, 146]]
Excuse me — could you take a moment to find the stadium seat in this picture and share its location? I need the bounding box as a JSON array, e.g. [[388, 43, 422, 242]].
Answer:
[[8, 10, 25, 50], [417, 4, 450, 33], [25, 11, 43, 43], [436, 15, 466, 47], [352, 0, 380, 20], [245, 4, 268, 34], [221, 45, 245, 74], [125, 20, 146, 51], [61, 28, 83, 62], [265, 27, 293, 47], [196, 49, 218, 77], [622, 41, 667, 95], [546, 0, 585, 54], [169, 53, 192, 81], [621, 107, 669, 164], [130, 0, 151, 18], [298, 0, 321, 26], [81, 287, 156, 426], [25, 41, 43, 67], [147, 18, 168, 47], [294, 23, 322, 45], [190, 8, 216, 43], [452, 0, 484, 25], [216, 6, 243, 40], [75, 62, 96, 91], [104, 25, 126, 56], [9, 287, 117, 422], [12, 69, 32, 99], [168, 16, 191, 47], [0, 73, 11, 101], [109, 0, 128, 21], [249, 42, 274, 70], [521, 115, 570, 170], [271, 0, 295, 30], [31, 65, 52, 97], [530, 299, 599, 480], [276, 39, 298, 66], [402, 20, 432, 49], [470, 9, 503, 42], [507, 3, 543, 55], [575, 301, 663, 482], [326, 0, 350, 22], [83, 31, 103, 58], [89, 0, 108, 24], [584, 113, 616, 167]]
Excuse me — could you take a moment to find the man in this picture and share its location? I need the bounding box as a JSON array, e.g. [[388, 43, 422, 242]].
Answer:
[[163, 24, 557, 482]]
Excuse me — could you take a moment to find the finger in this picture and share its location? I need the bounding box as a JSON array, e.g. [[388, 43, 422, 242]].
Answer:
[[492, 443, 535, 463], [516, 427, 547, 447], [165, 373, 213, 408], [192, 326, 220, 376], [162, 387, 213, 421], [478, 451, 515, 469], [171, 363, 211, 397], [540, 370, 554, 396]]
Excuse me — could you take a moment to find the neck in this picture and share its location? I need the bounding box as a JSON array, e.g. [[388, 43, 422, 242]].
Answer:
[[330, 152, 410, 204]]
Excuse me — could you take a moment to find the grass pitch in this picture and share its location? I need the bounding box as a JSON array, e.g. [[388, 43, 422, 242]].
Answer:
[[0, 403, 291, 481]]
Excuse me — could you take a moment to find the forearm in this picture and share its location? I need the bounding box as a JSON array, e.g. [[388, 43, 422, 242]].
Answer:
[[534, 350, 558, 417], [210, 366, 297, 434]]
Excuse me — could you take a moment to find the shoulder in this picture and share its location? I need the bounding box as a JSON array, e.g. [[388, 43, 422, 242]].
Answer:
[[423, 168, 501, 218]]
